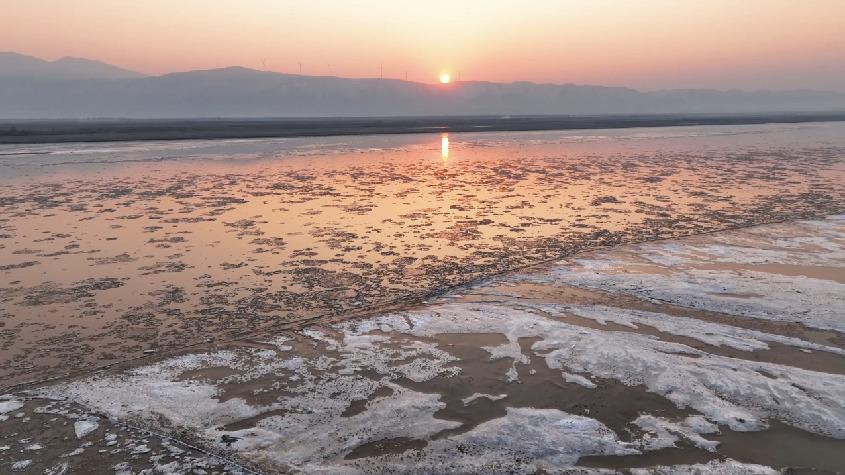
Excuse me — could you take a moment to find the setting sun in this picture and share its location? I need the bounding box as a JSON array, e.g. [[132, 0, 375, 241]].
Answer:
[[439, 72, 451, 84]]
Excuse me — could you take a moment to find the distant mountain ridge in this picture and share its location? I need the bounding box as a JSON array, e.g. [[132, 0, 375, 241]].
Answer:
[[2, 52, 844, 119], [0, 52, 146, 80]]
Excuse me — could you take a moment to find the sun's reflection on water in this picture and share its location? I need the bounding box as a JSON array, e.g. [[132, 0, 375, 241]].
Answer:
[[441, 133, 449, 162]]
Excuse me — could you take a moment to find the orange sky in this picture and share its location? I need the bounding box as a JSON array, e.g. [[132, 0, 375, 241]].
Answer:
[[2, 0, 844, 90]]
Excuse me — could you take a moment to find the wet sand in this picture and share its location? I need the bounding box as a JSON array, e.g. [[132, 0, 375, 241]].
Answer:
[[1, 123, 844, 473]]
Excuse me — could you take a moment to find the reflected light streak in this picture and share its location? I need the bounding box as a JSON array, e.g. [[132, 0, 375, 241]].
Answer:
[[441, 134, 449, 162]]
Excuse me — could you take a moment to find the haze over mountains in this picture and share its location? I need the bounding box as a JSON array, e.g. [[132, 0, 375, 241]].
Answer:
[[2, 52, 844, 119], [0, 52, 146, 81]]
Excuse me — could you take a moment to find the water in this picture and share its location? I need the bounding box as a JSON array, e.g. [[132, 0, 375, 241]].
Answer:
[[1, 122, 844, 385]]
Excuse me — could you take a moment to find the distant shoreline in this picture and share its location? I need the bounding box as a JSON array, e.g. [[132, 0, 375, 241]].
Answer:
[[1, 113, 844, 145]]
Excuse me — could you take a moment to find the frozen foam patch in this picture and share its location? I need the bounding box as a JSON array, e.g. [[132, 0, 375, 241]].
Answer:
[[544, 304, 845, 355], [640, 216, 845, 267], [38, 357, 260, 430], [317, 407, 638, 474], [353, 303, 845, 438], [443, 407, 638, 466], [44, 461, 69, 475], [562, 372, 597, 389], [641, 243, 794, 267], [526, 216, 845, 332], [481, 339, 530, 383], [462, 393, 508, 405], [11, 460, 32, 471], [0, 398, 23, 415], [300, 328, 339, 349], [631, 459, 779, 475], [35, 323, 461, 472], [251, 385, 459, 469], [634, 415, 719, 452], [542, 264, 845, 332]]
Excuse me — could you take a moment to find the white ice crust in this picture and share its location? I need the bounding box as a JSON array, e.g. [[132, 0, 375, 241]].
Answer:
[[524, 215, 845, 332], [539, 264, 845, 332], [0, 398, 24, 415], [541, 304, 845, 355], [33, 299, 844, 472], [631, 459, 780, 475], [314, 407, 637, 474], [345, 303, 845, 438]]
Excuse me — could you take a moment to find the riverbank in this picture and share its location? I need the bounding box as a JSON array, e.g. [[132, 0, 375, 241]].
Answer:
[[2, 112, 845, 144]]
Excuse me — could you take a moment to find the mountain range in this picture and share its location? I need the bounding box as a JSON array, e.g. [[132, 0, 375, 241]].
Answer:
[[2, 52, 844, 119]]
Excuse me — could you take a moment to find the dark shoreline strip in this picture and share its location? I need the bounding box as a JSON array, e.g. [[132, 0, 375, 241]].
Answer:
[[1, 112, 844, 144]]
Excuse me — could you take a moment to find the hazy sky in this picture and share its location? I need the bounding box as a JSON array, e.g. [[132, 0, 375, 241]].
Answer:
[[3, 0, 844, 90]]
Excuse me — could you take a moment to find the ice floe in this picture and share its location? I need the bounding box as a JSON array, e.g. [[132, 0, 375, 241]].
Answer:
[[631, 459, 779, 475], [562, 372, 597, 389], [317, 407, 638, 474], [350, 303, 845, 437], [634, 415, 719, 452], [11, 460, 32, 471], [22, 298, 845, 471], [247, 385, 458, 469], [73, 420, 99, 439], [0, 398, 23, 415], [530, 259, 845, 333], [537, 304, 845, 355], [461, 393, 508, 405], [35, 327, 461, 472], [521, 215, 845, 332]]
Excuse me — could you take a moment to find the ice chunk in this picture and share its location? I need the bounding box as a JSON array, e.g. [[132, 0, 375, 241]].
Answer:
[[461, 393, 508, 405], [74, 420, 99, 439], [0, 399, 23, 415], [11, 460, 32, 471]]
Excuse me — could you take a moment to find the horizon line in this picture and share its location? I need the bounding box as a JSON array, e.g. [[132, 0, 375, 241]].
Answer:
[[4, 51, 843, 95]]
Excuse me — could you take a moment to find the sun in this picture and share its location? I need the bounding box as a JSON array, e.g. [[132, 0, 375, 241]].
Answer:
[[439, 72, 451, 84]]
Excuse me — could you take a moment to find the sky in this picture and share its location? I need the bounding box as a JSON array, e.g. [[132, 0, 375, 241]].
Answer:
[[2, 0, 845, 91]]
